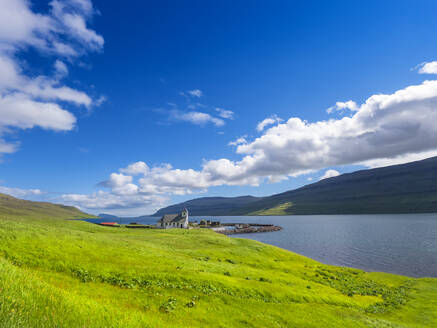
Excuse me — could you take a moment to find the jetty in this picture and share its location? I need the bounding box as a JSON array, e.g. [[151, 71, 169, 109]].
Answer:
[[209, 223, 282, 235]]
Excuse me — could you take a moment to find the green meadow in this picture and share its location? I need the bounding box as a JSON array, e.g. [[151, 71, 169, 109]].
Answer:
[[0, 193, 436, 327]]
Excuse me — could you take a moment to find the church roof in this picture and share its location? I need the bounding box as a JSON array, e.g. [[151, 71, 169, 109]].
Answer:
[[158, 213, 185, 223]]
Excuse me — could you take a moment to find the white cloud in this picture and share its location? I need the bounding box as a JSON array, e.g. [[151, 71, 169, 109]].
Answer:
[[170, 110, 225, 127], [61, 191, 167, 215], [215, 107, 234, 119], [52, 41, 78, 57], [256, 115, 282, 131], [95, 95, 107, 106], [69, 0, 95, 17], [418, 61, 437, 74], [0, 0, 103, 156], [326, 100, 359, 114], [0, 0, 52, 49], [0, 139, 17, 154], [360, 150, 437, 168], [54, 60, 68, 78], [0, 185, 42, 197], [228, 136, 247, 146], [187, 89, 203, 98], [0, 93, 76, 130], [161, 92, 233, 128], [120, 161, 149, 175], [62, 13, 104, 50], [319, 169, 340, 180]]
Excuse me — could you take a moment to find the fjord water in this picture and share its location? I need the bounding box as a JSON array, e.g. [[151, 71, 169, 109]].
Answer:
[[222, 214, 437, 278], [87, 213, 437, 277]]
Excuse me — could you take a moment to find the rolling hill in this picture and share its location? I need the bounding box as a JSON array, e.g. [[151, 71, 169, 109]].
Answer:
[[154, 156, 437, 216], [0, 193, 94, 219]]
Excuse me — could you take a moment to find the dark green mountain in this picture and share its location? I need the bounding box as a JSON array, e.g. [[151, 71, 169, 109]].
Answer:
[[153, 156, 437, 216], [152, 196, 262, 216]]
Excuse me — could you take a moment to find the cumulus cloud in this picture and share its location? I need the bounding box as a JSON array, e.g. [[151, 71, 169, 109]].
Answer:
[[61, 191, 167, 215], [0, 185, 42, 197], [0, 0, 51, 50], [120, 161, 149, 175], [319, 169, 340, 180], [256, 115, 282, 131], [326, 100, 359, 114], [418, 61, 437, 74], [0, 93, 76, 130], [0, 0, 103, 156]]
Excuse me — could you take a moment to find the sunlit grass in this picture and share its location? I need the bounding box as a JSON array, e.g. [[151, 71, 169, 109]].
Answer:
[[0, 200, 436, 327], [250, 202, 293, 215]]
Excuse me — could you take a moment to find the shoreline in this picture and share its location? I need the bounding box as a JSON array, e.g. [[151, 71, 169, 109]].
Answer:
[[212, 223, 282, 235]]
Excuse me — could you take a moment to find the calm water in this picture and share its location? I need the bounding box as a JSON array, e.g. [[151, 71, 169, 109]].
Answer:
[[85, 214, 437, 278]]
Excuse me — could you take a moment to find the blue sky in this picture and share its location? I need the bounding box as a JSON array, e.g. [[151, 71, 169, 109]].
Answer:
[[2, 0, 437, 215]]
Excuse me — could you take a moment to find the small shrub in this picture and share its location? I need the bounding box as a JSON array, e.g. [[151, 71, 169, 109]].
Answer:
[[259, 277, 272, 283], [160, 297, 177, 313]]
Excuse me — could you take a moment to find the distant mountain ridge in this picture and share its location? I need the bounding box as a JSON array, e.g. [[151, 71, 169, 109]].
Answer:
[[97, 213, 153, 221], [153, 156, 437, 216], [152, 196, 262, 216]]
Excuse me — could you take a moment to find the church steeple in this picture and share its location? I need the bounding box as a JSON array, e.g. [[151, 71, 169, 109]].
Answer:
[[181, 208, 189, 228]]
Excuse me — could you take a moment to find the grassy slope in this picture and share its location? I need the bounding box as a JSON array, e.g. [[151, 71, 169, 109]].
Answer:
[[0, 193, 95, 219], [250, 202, 293, 215], [0, 195, 436, 327]]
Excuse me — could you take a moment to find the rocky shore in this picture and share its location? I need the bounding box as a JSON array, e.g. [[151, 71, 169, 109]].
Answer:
[[214, 224, 282, 235]]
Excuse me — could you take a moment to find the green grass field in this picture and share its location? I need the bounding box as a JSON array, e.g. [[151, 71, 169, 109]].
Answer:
[[0, 194, 436, 327]]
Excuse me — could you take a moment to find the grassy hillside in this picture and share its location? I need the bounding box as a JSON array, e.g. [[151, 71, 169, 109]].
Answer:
[[0, 193, 436, 327], [155, 156, 437, 216], [0, 193, 94, 219]]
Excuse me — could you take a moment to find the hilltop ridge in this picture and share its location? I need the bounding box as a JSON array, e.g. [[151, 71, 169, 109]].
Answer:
[[0, 193, 93, 219]]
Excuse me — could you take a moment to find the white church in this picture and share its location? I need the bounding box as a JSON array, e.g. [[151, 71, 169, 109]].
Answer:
[[156, 208, 189, 229]]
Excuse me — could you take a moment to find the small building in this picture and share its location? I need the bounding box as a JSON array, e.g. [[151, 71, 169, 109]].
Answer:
[[99, 222, 119, 227], [156, 208, 189, 229], [199, 219, 212, 226]]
